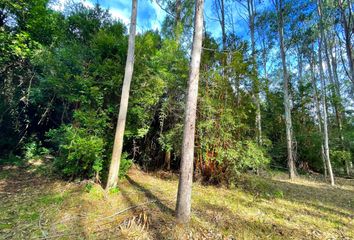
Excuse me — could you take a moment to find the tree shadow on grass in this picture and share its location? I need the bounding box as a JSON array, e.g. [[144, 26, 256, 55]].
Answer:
[[265, 178, 354, 215], [119, 176, 176, 239], [125, 175, 175, 216], [194, 201, 312, 239], [239, 174, 354, 214]]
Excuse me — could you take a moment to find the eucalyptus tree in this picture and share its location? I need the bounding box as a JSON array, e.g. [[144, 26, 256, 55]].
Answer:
[[176, 0, 204, 224], [154, 0, 194, 171], [338, 0, 354, 85], [317, 0, 335, 185], [272, 0, 296, 179], [106, 0, 138, 190], [236, 0, 262, 146], [309, 50, 328, 178]]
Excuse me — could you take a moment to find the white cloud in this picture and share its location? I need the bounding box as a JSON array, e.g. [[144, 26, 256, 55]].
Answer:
[[49, 0, 93, 11], [49, 0, 68, 11], [49, 0, 166, 32], [109, 8, 130, 25], [80, 0, 93, 9]]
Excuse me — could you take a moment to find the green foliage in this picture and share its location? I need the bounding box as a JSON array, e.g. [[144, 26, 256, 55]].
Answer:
[[240, 176, 284, 199], [1, 0, 353, 183], [224, 141, 270, 181], [85, 183, 93, 192], [24, 141, 38, 160], [330, 150, 352, 172], [47, 124, 105, 179], [109, 187, 120, 194], [119, 152, 133, 179]]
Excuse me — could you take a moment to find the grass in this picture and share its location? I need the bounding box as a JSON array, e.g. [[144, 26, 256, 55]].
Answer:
[[0, 163, 353, 239]]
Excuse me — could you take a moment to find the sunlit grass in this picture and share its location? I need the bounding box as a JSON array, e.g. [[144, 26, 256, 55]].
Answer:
[[0, 165, 353, 239]]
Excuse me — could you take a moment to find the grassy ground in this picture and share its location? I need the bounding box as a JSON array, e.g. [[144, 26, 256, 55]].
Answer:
[[0, 161, 353, 240]]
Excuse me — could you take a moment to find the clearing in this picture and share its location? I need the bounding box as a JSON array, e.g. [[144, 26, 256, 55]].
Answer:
[[0, 162, 353, 239]]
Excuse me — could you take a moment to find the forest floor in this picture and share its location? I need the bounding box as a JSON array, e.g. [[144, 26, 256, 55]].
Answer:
[[0, 160, 353, 240]]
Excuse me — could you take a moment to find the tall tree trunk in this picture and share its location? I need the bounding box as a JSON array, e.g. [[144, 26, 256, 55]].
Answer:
[[318, 39, 335, 186], [309, 51, 327, 178], [176, 0, 204, 224], [275, 0, 296, 179], [164, 151, 171, 171], [248, 0, 262, 146], [106, 0, 138, 190], [338, 0, 354, 85], [323, 34, 343, 142], [221, 0, 226, 49], [214, 0, 227, 73], [329, 39, 350, 175], [317, 0, 335, 185], [214, 0, 226, 49]]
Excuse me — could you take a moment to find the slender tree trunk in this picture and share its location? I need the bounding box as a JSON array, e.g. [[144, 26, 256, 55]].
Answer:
[[317, 0, 335, 185], [165, 151, 171, 171], [221, 0, 226, 49], [248, 0, 262, 146], [275, 0, 296, 179], [338, 0, 354, 85], [310, 52, 327, 178], [214, 0, 227, 74], [318, 39, 335, 186], [106, 0, 138, 190], [176, 0, 204, 224], [323, 34, 343, 140], [329, 39, 350, 175], [214, 0, 226, 49]]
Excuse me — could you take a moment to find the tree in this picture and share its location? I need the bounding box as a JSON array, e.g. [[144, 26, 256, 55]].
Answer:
[[106, 0, 138, 190], [317, 0, 335, 185], [213, 0, 226, 49], [338, 0, 354, 85], [176, 0, 204, 224], [309, 48, 328, 178], [273, 0, 296, 179], [237, 0, 262, 146]]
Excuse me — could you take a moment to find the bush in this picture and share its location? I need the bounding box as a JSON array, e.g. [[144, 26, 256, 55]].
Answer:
[[330, 150, 352, 173], [119, 152, 133, 179], [224, 140, 270, 183], [23, 139, 50, 161], [47, 125, 105, 180]]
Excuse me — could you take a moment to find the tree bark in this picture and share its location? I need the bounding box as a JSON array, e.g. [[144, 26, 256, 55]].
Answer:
[[248, 0, 262, 146], [329, 38, 349, 175], [176, 0, 204, 224], [165, 151, 171, 171], [275, 0, 296, 179], [106, 0, 138, 190], [214, 0, 226, 49], [323, 33, 343, 143], [317, 0, 335, 186], [338, 0, 354, 85], [309, 51, 327, 178]]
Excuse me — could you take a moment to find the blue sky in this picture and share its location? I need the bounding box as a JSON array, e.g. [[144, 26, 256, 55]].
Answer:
[[50, 0, 250, 40]]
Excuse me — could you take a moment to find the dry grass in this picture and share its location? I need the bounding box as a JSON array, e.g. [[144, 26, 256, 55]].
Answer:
[[0, 163, 353, 239]]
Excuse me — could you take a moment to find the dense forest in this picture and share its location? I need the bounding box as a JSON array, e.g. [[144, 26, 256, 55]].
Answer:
[[0, 0, 353, 238]]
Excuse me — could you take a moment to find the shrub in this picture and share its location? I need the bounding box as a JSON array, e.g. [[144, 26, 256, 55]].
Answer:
[[224, 140, 270, 183], [47, 125, 105, 180], [119, 152, 133, 179], [24, 141, 38, 160], [330, 150, 352, 173]]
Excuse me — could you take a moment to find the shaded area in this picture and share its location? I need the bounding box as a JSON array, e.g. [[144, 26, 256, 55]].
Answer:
[[1, 164, 353, 239], [126, 175, 175, 216]]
